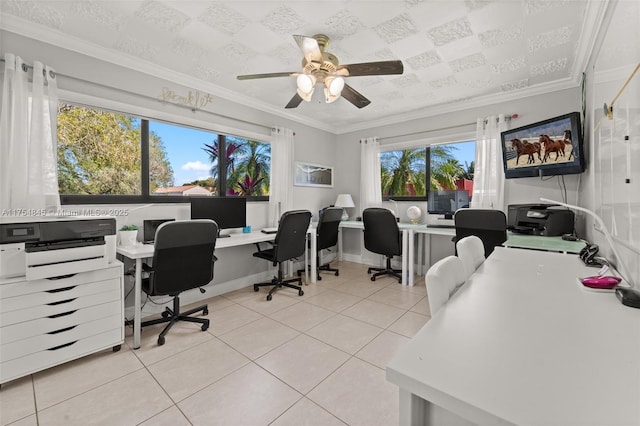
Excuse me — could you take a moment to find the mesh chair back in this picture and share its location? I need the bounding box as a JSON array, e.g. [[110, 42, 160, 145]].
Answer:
[[454, 209, 507, 257], [317, 207, 343, 251], [273, 210, 312, 263], [149, 220, 218, 296], [363, 207, 402, 256]]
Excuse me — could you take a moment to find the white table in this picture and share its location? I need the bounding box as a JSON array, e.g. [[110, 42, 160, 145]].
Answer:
[[337, 221, 455, 286], [117, 230, 291, 349], [386, 247, 640, 425]]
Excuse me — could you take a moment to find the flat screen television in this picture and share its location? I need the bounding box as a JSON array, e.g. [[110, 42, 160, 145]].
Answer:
[[500, 112, 585, 179], [190, 196, 247, 237], [427, 190, 470, 220]]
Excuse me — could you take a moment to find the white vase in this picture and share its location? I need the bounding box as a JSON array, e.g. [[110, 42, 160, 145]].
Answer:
[[119, 230, 138, 247]]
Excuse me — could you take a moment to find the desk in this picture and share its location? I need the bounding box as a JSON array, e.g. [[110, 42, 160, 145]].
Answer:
[[503, 232, 586, 253], [337, 221, 455, 286], [386, 247, 640, 425], [117, 230, 282, 349]]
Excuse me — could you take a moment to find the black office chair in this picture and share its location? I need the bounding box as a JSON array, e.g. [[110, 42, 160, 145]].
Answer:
[[141, 219, 218, 346], [363, 207, 402, 282], [454, 209, 507, 257], [297, 206, 342, 280], [253, 210, 312, 301]]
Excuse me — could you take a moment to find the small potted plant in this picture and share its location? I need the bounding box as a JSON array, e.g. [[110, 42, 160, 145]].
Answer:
[[119, 225, 139, 247]]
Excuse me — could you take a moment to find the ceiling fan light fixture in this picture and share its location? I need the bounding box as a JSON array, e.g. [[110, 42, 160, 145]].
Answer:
[[296, 74, 316, 102], [324, 76, 344, 103]]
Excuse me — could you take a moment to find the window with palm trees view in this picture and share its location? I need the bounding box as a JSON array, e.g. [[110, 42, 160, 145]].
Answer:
[[380, 141, 475, 199], [57, 104, 270, 200]]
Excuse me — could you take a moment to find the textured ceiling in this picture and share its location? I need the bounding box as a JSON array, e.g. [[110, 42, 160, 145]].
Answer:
[[0, 0, 609, 133]]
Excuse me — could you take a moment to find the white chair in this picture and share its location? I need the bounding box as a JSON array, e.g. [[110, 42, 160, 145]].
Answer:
[[456, 235, 485, 279], [426, 256, 466, 316]]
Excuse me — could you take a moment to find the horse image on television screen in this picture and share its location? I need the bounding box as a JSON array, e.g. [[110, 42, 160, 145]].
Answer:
[[505, 130, 574, 169]]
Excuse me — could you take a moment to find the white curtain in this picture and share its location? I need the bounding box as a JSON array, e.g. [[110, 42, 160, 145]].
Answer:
[[359, 136, 382, 215], [268, 127, 294, 226], [0, 53, 60, 213], [471, 114, 509, 211]]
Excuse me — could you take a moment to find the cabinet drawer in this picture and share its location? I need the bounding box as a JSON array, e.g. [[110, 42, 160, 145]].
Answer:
[[1, 277, 121, 313], [1, 314, 122, 362], [1, 300, 122, 345], [1, 286, 121, 327], [0, 265, 121, 298], [0, 328, 123, 384]]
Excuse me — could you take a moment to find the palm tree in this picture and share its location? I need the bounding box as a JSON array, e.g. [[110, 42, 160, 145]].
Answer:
[[432, 159, 464, 189], [229, 140, 271, 196], [380, 148, 426, 196]]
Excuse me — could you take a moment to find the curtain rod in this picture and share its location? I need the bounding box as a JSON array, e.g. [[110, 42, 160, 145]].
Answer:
[[377, 114, 513, 141], [0, 57, 273, 131]]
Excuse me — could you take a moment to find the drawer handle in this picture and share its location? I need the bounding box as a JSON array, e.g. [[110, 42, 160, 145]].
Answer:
[[48, 310, 77, 319], [47, 298, 76, 306], [47, 341, 77, 351], [47, 325, 77, 335], [47, 274, 77, 280], [46, 286, 77, 293]]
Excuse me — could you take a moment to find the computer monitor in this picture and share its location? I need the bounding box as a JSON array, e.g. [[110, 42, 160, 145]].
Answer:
[[190, 196, 247, 237], [427, 190, 470, 220]]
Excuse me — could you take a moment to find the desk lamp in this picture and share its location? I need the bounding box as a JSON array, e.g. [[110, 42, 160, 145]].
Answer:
[[334, 194, 355, 221], [541, 198, 640, 308]]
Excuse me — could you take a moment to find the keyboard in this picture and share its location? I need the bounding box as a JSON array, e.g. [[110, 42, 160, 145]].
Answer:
[[261, 227, 278, 234]]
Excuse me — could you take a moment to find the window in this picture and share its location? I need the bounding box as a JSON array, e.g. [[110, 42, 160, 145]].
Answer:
[[380, 141, 475, 200], [57, 104, 270, 203]]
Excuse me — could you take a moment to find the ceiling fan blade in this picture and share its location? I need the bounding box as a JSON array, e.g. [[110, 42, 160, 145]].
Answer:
[[237, 71, 297, 80], [336, 60, 404, 77], [285, 93, 304, 109], [341, 84, 371, 109], [293, 35, 322, 64]]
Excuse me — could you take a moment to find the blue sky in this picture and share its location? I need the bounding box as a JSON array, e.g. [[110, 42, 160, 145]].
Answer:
[[150, 121, 217, 186], [151, 122, 476, 187]]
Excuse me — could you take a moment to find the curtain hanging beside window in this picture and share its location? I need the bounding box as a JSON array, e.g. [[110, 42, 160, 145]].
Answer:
[[0, 53, 60, 213], [268, 127, 294, 225], [359, 136, 382, 215], [471, 114, 509, 211]]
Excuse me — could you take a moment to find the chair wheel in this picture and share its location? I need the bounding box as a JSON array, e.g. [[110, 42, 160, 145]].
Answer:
[[367, 268, 372, 274], [266, 294, 272, 301], [317, 275, 322, 281], [161, 310, 170, 318], [203, 307, 209, 315], [298, 289, 304, 296], [201, 323, 209, 331], [254, 285, 259, 292], [112, 345, 121, 352], [335, 271, 339, 276], [371, 276, 376, 282], [158, 336, 165, 346]]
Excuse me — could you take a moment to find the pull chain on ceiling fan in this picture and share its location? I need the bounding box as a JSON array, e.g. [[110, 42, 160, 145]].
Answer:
[[237, 34, 404, 109]]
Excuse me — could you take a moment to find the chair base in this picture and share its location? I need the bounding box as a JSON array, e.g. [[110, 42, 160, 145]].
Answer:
[[367, 257, 402, 283], [297, 262, 340, 281], [141, 296, 209, 346], [255, 269, 304, 301]]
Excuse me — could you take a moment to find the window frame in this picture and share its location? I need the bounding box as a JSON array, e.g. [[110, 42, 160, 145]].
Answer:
[[58, 101, 270, 205], [379, 135, 476, 202]]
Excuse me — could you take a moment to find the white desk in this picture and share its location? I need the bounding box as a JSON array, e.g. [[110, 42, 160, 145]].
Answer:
[[387, 247, 640, 425], [337, 221, 456, 286], [117, 230, 284, 349]]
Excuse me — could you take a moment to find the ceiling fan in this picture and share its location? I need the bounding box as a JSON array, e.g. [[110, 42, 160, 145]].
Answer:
[[237, 34, 404, 109]]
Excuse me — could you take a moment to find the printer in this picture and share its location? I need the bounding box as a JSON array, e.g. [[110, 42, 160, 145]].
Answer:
[[507, 204, 574, 236], [0, 216, 116, 280]]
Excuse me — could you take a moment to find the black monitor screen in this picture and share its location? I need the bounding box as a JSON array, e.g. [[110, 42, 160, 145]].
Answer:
[[427, 190, 470, 219], [190, 197, 247, 230]]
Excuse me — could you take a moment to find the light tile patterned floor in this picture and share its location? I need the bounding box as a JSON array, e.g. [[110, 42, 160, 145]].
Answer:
[[0, 261, 431, 426]]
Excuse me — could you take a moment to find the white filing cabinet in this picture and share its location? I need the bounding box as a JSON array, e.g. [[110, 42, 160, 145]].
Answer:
[[0, 261, 124, 384]]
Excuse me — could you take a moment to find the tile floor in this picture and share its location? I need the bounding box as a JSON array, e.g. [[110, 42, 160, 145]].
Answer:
[[1, 261, 432, 426]]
